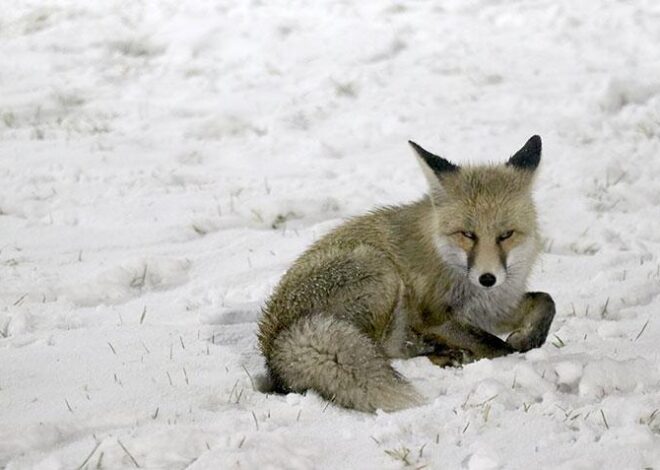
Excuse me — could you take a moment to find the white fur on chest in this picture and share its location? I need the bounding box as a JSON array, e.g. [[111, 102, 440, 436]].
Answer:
[[448, 274, 526, 334]]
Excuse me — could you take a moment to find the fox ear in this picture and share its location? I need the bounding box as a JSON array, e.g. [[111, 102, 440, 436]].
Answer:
[[409, 141, 459, 175], [409, 141, 459, 195], [507, 135, 542, 171]]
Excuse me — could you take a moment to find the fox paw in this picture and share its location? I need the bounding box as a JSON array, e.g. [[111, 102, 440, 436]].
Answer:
[[427, 349, 474, 367], [506, 329, 545, 352]]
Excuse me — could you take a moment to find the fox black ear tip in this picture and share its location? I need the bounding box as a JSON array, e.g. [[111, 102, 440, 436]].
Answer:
[[527, 135, 542, 153], [507, 135, 542, 170], [408, 140, 419, 148]]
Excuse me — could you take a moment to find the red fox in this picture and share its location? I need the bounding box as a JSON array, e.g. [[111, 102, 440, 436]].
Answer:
[[258, 136, 555, 412]]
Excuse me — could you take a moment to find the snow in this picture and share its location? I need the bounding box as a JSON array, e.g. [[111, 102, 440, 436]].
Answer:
[[1, 0, 660, 468]]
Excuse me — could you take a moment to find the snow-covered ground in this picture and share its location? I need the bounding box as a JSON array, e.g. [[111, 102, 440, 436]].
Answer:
[[1, 0, 660, 468]]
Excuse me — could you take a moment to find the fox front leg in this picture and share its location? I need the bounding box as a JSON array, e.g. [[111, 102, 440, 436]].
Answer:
[[505, 292, 556, 352], [421, 320, 515, 365]]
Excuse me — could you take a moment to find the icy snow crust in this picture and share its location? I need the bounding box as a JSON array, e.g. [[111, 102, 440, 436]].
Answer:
[[1, 1, 660, 469]]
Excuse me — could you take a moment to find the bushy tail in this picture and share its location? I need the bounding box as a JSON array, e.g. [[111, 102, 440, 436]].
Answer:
[[267, 315, 423, 412]]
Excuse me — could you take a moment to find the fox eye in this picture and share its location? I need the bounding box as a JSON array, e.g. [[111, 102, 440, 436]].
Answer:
[[498, 230, 514, 242], [460, 231, 477, 240]]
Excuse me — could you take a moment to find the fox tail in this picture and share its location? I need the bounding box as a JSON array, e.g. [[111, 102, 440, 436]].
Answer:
[[266, 315, 423, 412]]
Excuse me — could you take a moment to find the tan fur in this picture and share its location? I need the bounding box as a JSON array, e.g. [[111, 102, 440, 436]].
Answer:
[[258, 137, 555, 412]]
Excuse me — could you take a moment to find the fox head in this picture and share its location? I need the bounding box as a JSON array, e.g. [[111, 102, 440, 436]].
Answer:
[[410, 136, 542, 290]]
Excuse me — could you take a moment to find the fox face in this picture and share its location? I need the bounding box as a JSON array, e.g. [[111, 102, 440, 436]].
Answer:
[[411, 136, 542, 290]]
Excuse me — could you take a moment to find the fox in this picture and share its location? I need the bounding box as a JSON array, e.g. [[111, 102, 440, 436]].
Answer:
[[257, 135, 556, 412]]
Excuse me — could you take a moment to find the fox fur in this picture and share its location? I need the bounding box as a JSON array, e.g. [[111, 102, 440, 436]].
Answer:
[[258, 135, 555, 412]]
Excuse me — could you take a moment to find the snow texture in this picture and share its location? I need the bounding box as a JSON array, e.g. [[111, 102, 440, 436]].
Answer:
[[1, 0, 660, 469]]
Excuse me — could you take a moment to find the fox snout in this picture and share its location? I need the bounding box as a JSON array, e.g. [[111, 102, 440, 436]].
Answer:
[[435, 233, 511, 289], [467, 242, 507, 289]]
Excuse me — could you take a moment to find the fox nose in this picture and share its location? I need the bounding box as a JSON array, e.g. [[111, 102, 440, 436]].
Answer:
[[479, 273, 496, 287]]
